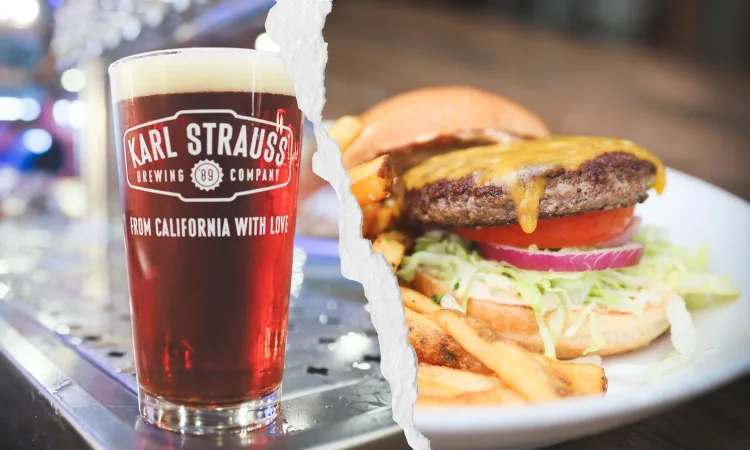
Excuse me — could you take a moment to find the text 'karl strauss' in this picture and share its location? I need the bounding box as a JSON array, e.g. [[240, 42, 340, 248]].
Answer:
[[127, 121, 292, 169]]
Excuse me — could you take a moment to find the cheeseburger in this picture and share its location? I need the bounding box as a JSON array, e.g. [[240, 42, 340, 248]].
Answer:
[[337, 86, 737, 361]]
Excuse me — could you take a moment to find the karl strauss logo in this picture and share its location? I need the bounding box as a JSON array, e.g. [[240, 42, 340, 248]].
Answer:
[[123, 109, 296, 202]]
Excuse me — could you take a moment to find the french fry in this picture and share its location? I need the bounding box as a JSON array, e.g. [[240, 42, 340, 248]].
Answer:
[[412, 270, 452, 301], [384, 230, 413, 248], [416, 387, 525, 407], [367, 200, 398, 237], [417, 378, 466, 398], [373, 204, 396, 236], [418, 364, 501, 392], [401, 286, 441, 314], [534, 356, 608, 396], [404, 308, 492, 374], [373, 232, 406, 271], [329, 115, 364, 152], [361, 203, 379, 238], [348, 155, 396, 207], [434, 309, 570, 402]]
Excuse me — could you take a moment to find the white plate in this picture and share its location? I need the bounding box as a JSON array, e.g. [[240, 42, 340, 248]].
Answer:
[[414, 168, 750, 450]]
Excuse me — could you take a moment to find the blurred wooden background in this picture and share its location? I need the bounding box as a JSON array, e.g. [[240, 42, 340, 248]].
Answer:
[[415, 0, 750, 70], [323, 0, 750, 201]]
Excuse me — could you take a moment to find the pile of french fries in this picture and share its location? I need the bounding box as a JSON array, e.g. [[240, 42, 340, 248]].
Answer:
[[332, 116, 608, 407], [402, 287, 607, 406]]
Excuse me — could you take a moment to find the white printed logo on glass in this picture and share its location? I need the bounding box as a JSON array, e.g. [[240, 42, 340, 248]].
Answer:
[[122, 109, 295, 203], [191, 160, 223, 191]]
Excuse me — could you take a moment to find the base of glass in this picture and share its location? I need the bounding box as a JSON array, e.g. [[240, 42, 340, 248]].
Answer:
[[138, 387, 281, 435]]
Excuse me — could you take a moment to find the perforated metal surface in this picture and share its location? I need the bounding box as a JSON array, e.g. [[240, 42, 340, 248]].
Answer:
[[0, 218, 400, 449]]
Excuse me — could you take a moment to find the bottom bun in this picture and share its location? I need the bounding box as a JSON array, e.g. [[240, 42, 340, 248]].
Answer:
[[411, 271, 670, 359]]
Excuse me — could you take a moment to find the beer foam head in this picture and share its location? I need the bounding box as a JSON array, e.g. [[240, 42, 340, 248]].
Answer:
[[109, 48, 295, 101]]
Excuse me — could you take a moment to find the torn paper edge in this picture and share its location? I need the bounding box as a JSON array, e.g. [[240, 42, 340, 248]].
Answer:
[[266, 1, 430, 449]]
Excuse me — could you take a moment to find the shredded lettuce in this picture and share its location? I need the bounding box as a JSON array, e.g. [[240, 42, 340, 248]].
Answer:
[[398, 227, 739, 361]]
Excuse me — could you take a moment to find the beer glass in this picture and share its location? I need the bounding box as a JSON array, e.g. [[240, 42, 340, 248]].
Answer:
[[108, 48, 303, 434]]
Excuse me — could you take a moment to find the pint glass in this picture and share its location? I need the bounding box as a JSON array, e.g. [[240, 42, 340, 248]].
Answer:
[[108, 48, 303, 434]]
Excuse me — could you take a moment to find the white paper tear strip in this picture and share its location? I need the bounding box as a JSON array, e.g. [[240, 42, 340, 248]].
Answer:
[[266, 1, 430, 449]]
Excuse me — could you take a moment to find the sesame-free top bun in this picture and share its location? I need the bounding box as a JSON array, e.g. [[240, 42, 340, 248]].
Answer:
[[411, 271, 670, 360], [341, 86, 550, 172]]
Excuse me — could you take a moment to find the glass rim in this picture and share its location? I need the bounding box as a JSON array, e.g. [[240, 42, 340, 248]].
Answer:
[[108, 47, 280, 74]]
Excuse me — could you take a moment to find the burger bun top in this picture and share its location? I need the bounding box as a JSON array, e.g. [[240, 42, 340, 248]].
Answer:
[[339, 86, 550, 171]]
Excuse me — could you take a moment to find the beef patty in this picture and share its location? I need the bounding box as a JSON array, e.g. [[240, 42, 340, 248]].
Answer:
[[403, 152, 657, 228]]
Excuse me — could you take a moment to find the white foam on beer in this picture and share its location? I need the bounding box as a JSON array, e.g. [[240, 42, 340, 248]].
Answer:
[[109, 48, 295, 101], [266, 2, 430, 450]]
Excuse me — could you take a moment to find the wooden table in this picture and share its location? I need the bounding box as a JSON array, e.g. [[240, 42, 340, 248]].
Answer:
[[323, 1, 750, 448]]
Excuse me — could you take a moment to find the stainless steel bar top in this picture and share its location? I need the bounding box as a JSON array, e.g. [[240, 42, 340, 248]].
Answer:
[[0, 218, 405, 449]]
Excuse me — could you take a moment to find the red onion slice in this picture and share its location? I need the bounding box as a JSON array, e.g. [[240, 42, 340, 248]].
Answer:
[[476, 241, 645, 272]]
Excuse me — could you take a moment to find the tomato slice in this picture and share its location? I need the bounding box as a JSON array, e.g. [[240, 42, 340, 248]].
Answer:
[[454, 206, 636, 249]]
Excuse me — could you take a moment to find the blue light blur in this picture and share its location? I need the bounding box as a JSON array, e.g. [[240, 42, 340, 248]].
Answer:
[[21, 128, 53, 154]]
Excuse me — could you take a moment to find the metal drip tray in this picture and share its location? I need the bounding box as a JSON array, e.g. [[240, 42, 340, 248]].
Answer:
[[0, 219, 402, 449]]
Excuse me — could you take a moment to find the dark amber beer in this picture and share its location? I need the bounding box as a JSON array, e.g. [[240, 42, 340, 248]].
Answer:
[[109, 48, 303, 434]]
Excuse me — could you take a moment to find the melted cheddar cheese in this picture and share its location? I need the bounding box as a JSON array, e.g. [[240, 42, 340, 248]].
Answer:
[[401, 136, 666, 233]]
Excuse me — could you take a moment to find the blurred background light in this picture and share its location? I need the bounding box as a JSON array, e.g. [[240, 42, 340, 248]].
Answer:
[[103, 28, 122, 49], [68, 100, 88, 130], [333, 332, 372, 361], [22, 128, 53, 154], [21, 98, 41, 122], [122, 18, 142, 41], [0, 97, 25, 121], [86, 41, 104, 58], [144, 5, 165, 28], [60, 68, 85, 93], [52, 178, 87, 219], [172, 0, 191, 13], [0, 97, 39, 122], [52, 99, 70, 127], [0, 0, 41, 27]]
